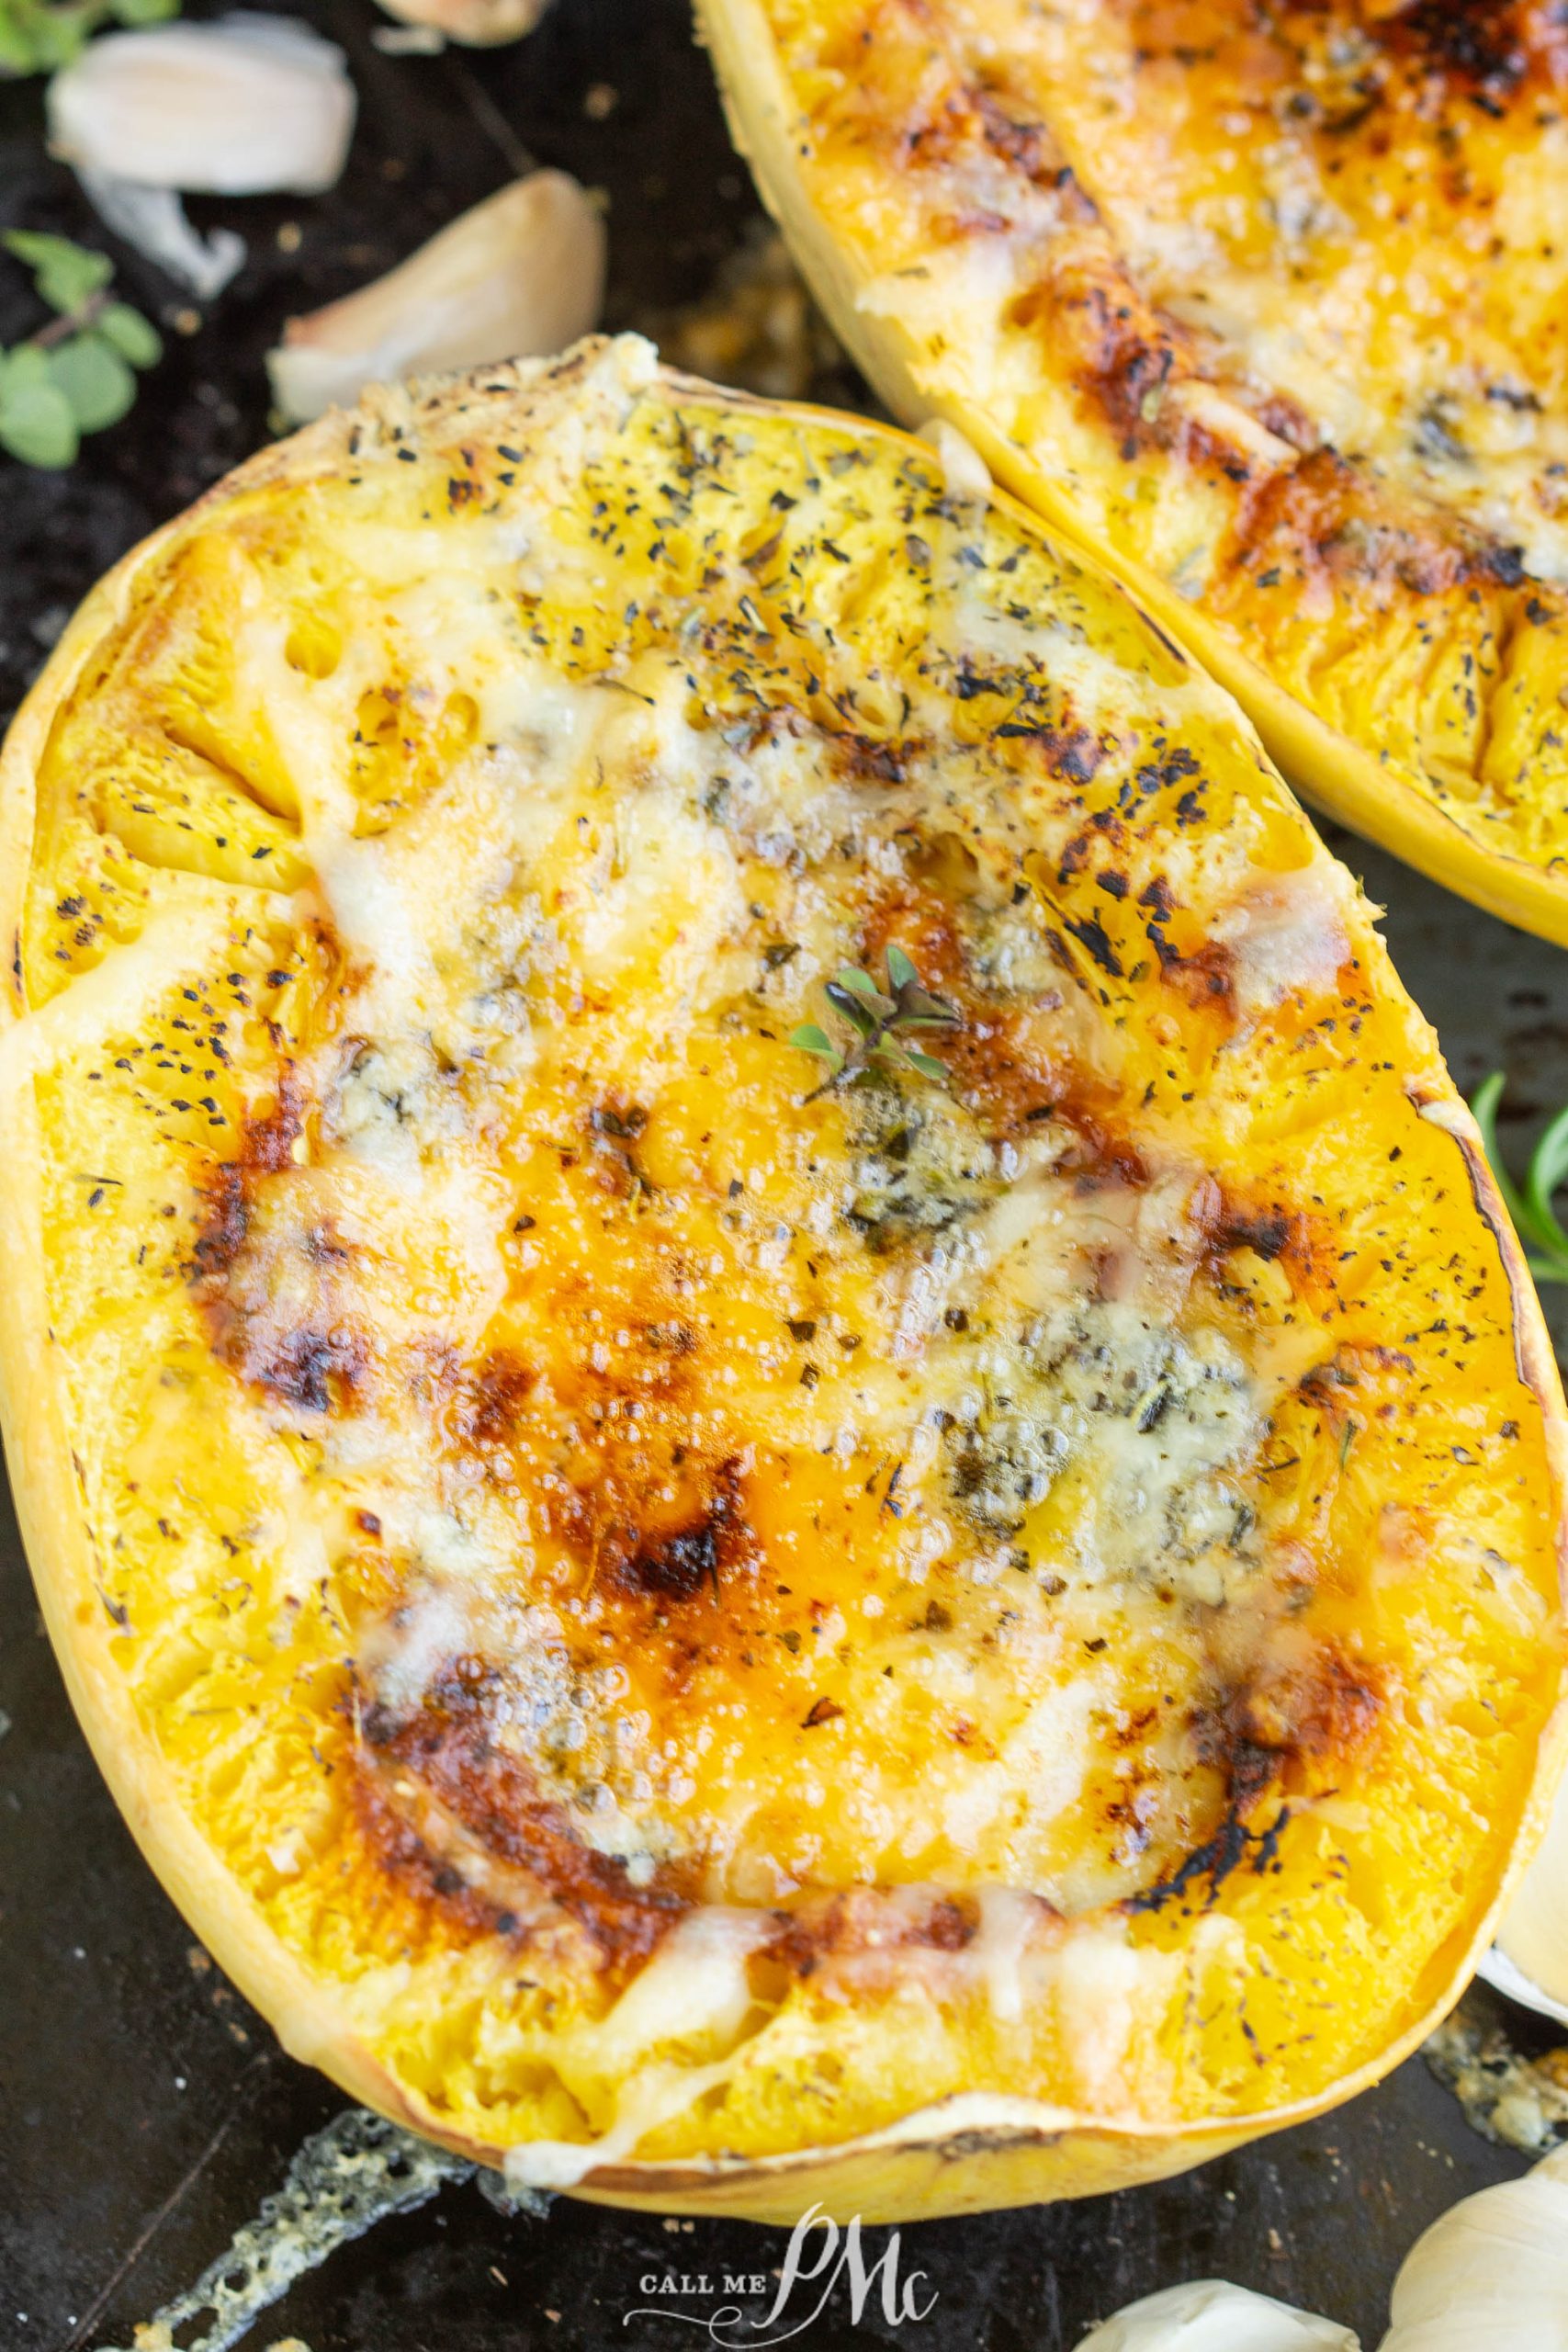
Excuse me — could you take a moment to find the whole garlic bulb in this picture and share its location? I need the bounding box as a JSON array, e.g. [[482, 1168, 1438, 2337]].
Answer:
[[1073, 2282, 1359, 2350]]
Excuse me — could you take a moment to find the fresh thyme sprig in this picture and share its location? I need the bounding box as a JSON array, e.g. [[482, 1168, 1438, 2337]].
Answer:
[[790, 944, 960, 1091], [0, 232, 162, 469], [1472, 1071, 1568, 1285]]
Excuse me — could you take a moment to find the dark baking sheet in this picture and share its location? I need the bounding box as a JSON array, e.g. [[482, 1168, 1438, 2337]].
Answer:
[[2, 5, 1565, 2344]]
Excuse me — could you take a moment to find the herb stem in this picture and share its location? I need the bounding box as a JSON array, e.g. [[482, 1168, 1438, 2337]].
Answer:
[[28, 288, 108, 352]]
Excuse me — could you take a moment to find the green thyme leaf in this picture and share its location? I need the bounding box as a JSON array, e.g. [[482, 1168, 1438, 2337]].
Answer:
[[4, 229, 112, 317], [789, 1023, 842, 1069], [834, 967, 896, 1020], [50, 333, 136, 433], [0, 16, 36, 68], [0, 236, 159, 469], [793, 945, 961, 1090], [0, 1, 80, 72], [0, 377, 78, 468], [0, 343, 50, 399], [892, 988, 961, 1029], [824, 978, 880, 1037], [0, 0, 175, 75], [96, 300, 163, 369]]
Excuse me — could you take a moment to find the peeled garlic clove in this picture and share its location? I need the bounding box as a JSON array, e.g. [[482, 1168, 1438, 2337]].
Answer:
[[266, 171, 605, 425], [374, 0, 548, 43], [1494, 1753, 1568, 2022], [1074, 2281, 1359, 2350], [1380, 2143, 1568, 2348], [48, 17, 355, 197]]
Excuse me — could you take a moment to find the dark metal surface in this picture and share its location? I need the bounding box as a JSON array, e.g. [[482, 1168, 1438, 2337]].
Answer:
[[1, 6, 1564, 2345]]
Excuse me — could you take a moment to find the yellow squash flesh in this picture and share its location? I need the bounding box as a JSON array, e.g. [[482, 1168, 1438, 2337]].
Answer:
[[697, 0, 1568, 943], [0, 340, 1564, 2220]]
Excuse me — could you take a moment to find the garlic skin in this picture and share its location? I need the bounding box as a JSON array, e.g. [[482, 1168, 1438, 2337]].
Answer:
[[1494, 1756, 1568, 2023], [76, 172, 246, 301], [267, 172, 605, 425], [374, 0, 548, 43], [48, 17, 355, 197], [1073, 2282, 1359, 2351], [1380, 2143, 1568, 2350]]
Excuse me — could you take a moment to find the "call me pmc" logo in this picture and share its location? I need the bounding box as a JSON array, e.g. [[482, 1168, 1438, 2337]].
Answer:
[[626, 2204, 939, 2345]]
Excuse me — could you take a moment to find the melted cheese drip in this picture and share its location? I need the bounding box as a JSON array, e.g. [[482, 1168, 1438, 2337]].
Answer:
[[505, 1908, 774, 2188]]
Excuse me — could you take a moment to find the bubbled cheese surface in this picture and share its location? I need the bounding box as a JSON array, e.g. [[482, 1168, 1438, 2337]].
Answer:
[[4, 338, 1562, 2180]]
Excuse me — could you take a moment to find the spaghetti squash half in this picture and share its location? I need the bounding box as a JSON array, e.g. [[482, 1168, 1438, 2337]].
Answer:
[[697, 0, 1568, 943], [0, 340, 1563, 2219]]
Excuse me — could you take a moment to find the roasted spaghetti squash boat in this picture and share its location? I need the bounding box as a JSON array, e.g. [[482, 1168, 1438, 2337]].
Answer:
[[698, 0, 1568, 944], [1, 339, 1564, 2221]]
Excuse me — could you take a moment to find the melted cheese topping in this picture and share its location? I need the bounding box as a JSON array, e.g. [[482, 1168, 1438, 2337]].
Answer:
[[734, 0, 1568, 875], [12, 342, 1562, 2173], [256, 647, 1296, 1916]]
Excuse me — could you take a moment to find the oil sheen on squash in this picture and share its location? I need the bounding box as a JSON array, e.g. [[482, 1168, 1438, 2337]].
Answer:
[[6, 340, 1563, 2184], [699, 0, 1568, 936]]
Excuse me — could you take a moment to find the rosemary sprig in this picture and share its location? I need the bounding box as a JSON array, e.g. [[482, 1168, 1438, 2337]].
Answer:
[[790, 943, 960, 1091], [1472, 1071, 1568, 1284]]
